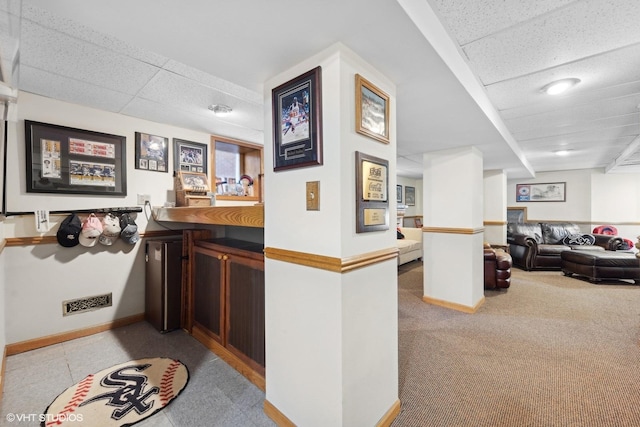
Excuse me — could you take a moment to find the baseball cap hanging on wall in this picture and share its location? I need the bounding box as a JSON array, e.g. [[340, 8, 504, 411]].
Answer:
[[79, 213, 103, 247], [56, 213, 82, 247], [98, 213, 122, 246], [119, 212, 140, 244]]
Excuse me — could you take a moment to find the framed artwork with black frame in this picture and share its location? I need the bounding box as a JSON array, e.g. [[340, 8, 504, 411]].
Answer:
[[516, 182, 566, 202], [135, 132, 168, 172], [25, 120, 126, 196], [396, 184, 402, 203], [405, 186, 415, 206], [356, 151, 389, 233], [355, 74, 390, 144], [173, 138, 208, 175], [272, 66, 322, 171]]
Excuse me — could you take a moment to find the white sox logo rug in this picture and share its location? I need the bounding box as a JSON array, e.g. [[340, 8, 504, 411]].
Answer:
[[41, 357, 189, 427]]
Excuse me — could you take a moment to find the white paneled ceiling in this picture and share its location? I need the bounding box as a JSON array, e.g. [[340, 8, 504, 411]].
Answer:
[[0, 0, 639, 179]]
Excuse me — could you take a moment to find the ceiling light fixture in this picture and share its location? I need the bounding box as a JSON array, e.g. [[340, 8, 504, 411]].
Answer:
[[541, 78, 581, 95], [554, 149, 572, 156], [208, 104, 233, 116]]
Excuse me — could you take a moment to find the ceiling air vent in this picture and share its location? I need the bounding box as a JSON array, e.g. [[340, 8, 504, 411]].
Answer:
[[62, 293, 112, 316]]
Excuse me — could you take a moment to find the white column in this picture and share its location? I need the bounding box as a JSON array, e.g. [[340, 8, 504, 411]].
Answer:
[[422, 147, 485, 312], [483, 170, 507, 246], [263, 43, 399, 426]]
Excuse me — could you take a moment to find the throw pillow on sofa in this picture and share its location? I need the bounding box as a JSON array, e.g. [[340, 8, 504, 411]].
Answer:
[[397, 229, 405, 239], [561, 233, 596, 246]]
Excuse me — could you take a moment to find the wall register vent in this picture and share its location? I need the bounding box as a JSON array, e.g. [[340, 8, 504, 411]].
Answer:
[[62, 293, 112, 316]]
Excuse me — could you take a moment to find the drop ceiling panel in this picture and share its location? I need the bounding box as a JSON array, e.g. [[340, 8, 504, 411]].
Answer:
[[135, 70, 262, 130], [504, 94, 640, 133], [122, 97, 263, 144], [462, 0, 640, 85], [487, 44, 640, 112], [430, 0, 574, 45], [20, 18, 161, 95], [513, 114, 640, 141], [20, 65, 134, 113], [22, 3, 168, 68]]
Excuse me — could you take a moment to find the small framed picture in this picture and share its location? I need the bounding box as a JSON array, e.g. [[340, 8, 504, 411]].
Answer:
[[135, 132, 168, 173], [396, 185, 402, 203], [355, 74, 390, 144], [405, 186, 415, 206], [173, 139, 208, 175]]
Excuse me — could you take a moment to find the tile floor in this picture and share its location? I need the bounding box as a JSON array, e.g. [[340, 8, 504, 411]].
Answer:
[[0, 321, 275, 427]]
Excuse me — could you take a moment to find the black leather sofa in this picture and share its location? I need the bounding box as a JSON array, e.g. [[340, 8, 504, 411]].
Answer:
[[507, 222, 623, 271]]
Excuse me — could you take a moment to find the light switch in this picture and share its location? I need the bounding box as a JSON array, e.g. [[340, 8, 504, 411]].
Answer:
[[306, 181, 320, 210]]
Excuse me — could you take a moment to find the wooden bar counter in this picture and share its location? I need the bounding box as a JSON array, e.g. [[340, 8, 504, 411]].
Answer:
[[152, 205, 264, 228]]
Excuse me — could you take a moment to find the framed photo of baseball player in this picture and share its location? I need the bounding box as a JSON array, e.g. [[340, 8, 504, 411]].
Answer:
[[355, 74, 390, 144], [272, 66, 323, 171]]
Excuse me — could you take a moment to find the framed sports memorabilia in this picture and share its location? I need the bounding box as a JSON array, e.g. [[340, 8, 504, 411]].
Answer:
[[356, 151, 389, 233], [272, 66, 323, 171], [135, 132, 168, 172], [173, 138, 208, 175], [25, 120, 127, 196]]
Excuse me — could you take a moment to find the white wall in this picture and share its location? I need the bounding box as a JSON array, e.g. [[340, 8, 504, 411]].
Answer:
[[0, 222, 6, 355], [397, 175, 422, 226], [2, 92, 217, 343], [508, 168, 640, 245]]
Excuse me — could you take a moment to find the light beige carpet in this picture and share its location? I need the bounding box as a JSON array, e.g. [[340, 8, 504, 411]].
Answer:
[[393, 262, 640, 426]]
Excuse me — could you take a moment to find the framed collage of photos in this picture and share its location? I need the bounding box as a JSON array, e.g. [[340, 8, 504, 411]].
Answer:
[[25, 120, 126, 196], [135, 132, 168, 172], [173, 138, 208, 175], [356, 151, 389, 233], [272, 66, 323, 171]]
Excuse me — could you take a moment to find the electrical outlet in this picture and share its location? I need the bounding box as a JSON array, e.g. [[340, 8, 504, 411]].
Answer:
[[137, 194, 150, 205]]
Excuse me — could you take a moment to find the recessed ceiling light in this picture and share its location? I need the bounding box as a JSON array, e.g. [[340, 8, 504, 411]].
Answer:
[[208, 104, 233, 116], [541, 78, 581, 95], [554, 149, 571, 156]]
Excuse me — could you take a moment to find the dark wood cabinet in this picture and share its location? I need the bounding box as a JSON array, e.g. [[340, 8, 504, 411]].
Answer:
[[189, 237, 265, 387]]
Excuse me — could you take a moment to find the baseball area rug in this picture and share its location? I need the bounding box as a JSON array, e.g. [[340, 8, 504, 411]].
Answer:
[[41, 357, 189, 427]]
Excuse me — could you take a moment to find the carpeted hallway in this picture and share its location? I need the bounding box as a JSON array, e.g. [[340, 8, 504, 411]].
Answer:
[[393, 261, 640, 426]]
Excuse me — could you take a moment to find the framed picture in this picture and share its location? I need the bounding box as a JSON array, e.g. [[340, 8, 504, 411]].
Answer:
[[355, 74, 390, 144], [507, 206, 527, 223], [272, 66, 323, 171], [516, 182, 566, 202], [405, 186, 415, 206], [173, 138, 208, 175], [135, 132, 168, 172], [396, 184, 402, 203], [356, 151, 389, 233], [25, 120, 126, 196]]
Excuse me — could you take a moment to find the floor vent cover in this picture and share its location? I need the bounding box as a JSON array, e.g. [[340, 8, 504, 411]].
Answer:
[[62, 293, 112, 316]]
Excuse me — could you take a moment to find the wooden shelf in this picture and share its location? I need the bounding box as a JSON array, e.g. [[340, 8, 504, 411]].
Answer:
[[153, 205, 264, 228]]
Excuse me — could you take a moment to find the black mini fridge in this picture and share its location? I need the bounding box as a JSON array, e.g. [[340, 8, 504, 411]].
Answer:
[[145, 239, 182, 333]]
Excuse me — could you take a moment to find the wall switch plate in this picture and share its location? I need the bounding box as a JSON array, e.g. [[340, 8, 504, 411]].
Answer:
[[137, 194, 150, 205], [306, 181, 319, 210]]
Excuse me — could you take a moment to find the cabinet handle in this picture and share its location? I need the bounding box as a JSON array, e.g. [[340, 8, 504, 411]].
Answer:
[[217, 255, 223, 260], [223, 255, 228, 260]]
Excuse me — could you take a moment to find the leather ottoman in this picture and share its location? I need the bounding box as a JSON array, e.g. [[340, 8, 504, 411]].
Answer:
[[561, 250, 640, 283]]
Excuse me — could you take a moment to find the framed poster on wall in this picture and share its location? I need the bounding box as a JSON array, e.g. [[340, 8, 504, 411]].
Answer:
[[25, 120, 127, 196]]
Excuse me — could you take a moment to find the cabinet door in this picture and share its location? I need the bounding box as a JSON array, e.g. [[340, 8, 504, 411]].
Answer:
[[225, 253, 265, 372], [193, 248, 224, 343]]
